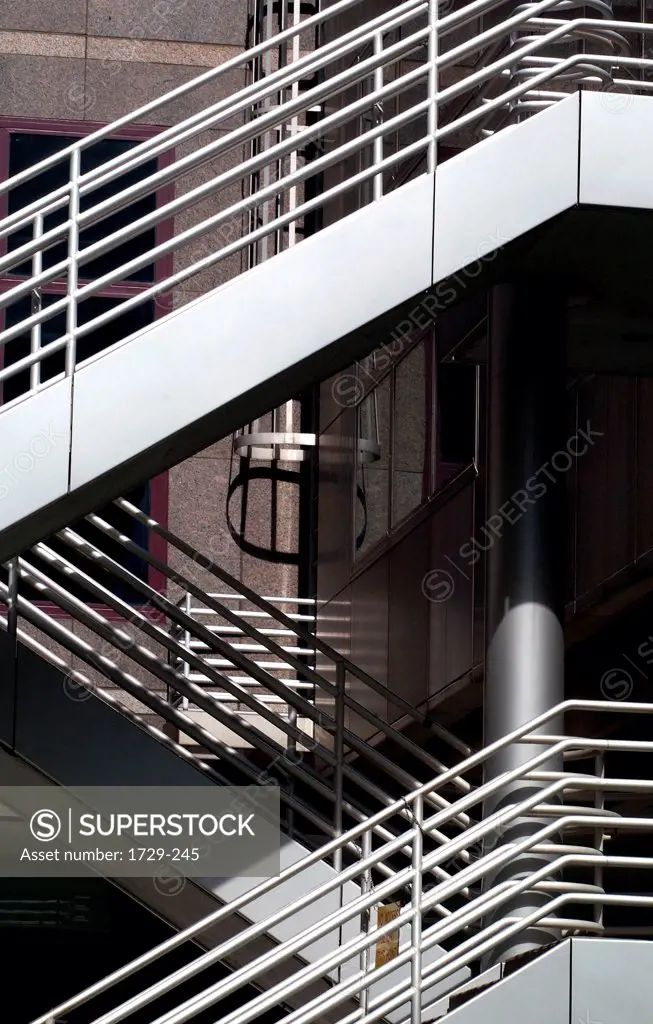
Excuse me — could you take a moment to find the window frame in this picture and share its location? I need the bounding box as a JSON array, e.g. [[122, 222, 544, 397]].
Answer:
[[0, 116, 175, 618]]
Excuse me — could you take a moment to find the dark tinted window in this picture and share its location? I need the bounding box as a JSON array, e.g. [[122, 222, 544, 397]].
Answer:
[[8, 133, 158, 282], [2, 294, 155, 405]]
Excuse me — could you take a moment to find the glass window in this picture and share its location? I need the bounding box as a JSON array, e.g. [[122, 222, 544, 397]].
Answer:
[[350, 326, 478, 565], [436, 362, 477, 488], [392, 339, 428, 526], [7, 132, 158, 282], [355, 376, 390, 557], [2, 294, 155, 404]]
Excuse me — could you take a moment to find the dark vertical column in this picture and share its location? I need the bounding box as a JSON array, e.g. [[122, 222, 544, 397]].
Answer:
[[482, 279, 567, 962]]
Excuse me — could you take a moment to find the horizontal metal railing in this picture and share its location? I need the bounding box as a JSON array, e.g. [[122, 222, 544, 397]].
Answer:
[[0, 0, 645, 408], [31, 698, 653, 1024]]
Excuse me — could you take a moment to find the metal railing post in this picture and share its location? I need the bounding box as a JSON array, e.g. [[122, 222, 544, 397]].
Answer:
[[30, 213, 44, 394], [7, 558, 19, 639], [333, 658, 346, 979], [427, 0, 438, 173], [411, 793, 423, 1024], [334, 659, 346, 874], [593, 751, 605, 930], [65, 149, 81, 378], [360, 826, 372, 1016], [182, 592, 192, 711], [286, 704, 297, 841], [373, 32, 384, 200]]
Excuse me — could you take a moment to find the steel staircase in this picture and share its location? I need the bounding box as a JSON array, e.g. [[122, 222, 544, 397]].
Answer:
[[25, 697, 653, 1024], [3, 0, 653, 1021], [0, 494, 475, 1012], [0, 0, 642, 563]]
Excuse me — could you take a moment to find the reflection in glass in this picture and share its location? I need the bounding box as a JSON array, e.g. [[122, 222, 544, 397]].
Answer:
[[392, 341, 427, 526], [355, 377, 390, 557]]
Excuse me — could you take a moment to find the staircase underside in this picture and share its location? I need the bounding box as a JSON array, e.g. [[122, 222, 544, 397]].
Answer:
[[5, 91, 653, 560]]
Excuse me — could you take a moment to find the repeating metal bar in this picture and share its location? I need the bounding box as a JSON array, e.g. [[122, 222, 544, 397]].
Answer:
[[25, 694, 653, 1024], [115, 498, 473, 760], [0, 0, 646, 399]]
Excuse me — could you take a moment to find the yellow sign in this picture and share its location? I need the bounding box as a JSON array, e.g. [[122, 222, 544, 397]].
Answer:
[[375, 902, 401, 968]]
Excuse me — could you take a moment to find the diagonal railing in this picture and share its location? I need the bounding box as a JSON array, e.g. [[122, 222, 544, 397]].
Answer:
[[30, 698, 653, 1024], [0, 498, 476, 898], [0, 0, 645, 411]]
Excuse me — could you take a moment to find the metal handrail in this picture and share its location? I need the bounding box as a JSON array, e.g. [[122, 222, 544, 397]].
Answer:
[[32, 698, 653, 1024], [2, 513, 476, 890], [51, 514, 473, 799], [0, 0, 643, 405], [0, 578, 374, 852], [114, 498, 472, 758], [0, 610, 235, 787]]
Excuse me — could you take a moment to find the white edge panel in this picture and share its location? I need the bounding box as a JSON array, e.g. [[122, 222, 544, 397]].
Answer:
[[69, 173, 434, 492], [571, 936, 653, 1024], [0, 379, 71, 534], [579, 91, 653, 208], [433, 92, 580, 284], [443, 941, 571, 1024]]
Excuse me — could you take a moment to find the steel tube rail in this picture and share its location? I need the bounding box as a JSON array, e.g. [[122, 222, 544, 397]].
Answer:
[[0, 257, 70, 312], [115, 500, 472, 759], [1, 95, 430, 356], [40, 754, 653, 1022], [31, 701, 653, 1024], [414, 888, 653, 1012], [436, 24, 636, 116], [2, 574, 356, 848], [0, 0, 426, 241], [155, 828, 653, 1024], [44, 530, 472, 882], [79, 2, 428, 203], [41, 138, 431, 352], [70, 90, 431, 303], [207, 812, 653, 1024], [0, 221, 72, 274], [0, 0, 418, 201], [50, 531, 444, 815], [84, 517, 467, 786], [19, 549, 349, 801], [0, 4, 647, 388], [10, 561, 339, 820], [0, 337, 68, 386], [0, 608, 233, 787], [0, 191, 69, 243], [15, 549, 461, 886], [46, 532, 342, 763], [43, 541, 463, 869], [73, 10, 429, 228], [31, 752, 479, 1024], [438, 1, 626, 73], [78, 514, 468, 816], [73, 62, 428, 271], [0, 297, 70, 352], [99, 841, 421, 1024], [0, 579, 295, 790]]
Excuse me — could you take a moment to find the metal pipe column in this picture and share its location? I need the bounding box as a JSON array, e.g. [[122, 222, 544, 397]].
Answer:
[[482, 278, 567, 962]]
